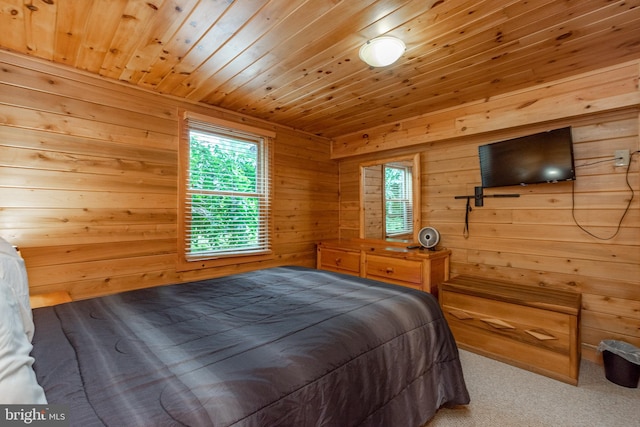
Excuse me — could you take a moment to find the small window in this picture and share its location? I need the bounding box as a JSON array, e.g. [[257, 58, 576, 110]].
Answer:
[[179, 112, 274, 268], [384, 165, 413, 237]]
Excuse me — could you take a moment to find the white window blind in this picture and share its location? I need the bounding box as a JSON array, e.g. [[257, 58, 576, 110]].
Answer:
[[182, 115, 272, 261], [384, 165, 413, 236]]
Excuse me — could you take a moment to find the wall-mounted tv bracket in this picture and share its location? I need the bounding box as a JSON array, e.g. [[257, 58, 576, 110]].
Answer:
[[454, 187, 520, 238]]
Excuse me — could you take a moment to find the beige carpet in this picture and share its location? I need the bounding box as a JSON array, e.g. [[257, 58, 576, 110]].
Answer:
[[427, 349, 639, 427]]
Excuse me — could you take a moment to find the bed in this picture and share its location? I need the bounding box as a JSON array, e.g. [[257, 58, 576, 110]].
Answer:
[[28, 266, 469, 426]]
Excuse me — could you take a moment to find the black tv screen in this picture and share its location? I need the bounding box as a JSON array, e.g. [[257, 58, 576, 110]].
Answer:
[[478, 127, 576, 188]]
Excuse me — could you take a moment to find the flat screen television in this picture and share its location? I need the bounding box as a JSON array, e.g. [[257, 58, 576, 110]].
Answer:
[[478, 127, 576, 188]]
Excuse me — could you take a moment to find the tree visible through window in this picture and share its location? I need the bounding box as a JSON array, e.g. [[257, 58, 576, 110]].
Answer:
[[385, 165, 412, 237], [180, 114, 272, 263]]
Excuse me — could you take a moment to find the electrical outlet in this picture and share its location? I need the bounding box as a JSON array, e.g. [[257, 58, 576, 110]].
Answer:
[[614, 149, 630, 167]]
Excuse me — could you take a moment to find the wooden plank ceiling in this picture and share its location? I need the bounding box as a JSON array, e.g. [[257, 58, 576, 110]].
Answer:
[[1, 0, 640, 138]]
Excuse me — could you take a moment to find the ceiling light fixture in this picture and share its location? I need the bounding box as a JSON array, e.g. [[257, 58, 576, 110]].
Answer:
[[358, 36, 406, 67]]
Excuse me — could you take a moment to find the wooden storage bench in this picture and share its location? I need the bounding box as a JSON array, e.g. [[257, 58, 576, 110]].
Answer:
[[439, 275, 581, 385]]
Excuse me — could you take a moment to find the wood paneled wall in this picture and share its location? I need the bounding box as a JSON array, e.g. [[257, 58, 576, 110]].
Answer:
[[0, 50, 338, 300], [337, 64, 640, 362], [362, 164, 384, 239], [1, 48, 638, 363]]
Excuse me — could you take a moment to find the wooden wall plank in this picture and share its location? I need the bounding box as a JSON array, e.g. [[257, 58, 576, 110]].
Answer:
[[336, 67, 640, 362], [0, 50, 338, 300], [0, 105, 175, 150], [0, 126, 176, 163], [0, 208, 176, 229], [332, 61, 640, 158], [0, 60, 176, 121]]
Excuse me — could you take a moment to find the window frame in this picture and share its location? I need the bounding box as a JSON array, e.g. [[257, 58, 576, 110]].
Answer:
[[178, 111, 275, 271]]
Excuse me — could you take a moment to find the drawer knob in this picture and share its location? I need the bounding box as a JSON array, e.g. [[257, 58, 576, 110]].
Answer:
[[335, 257, 341, 265], [385, 267, 394, 274], [481, 318, 515, 329], [525, 329, 557, 341], [448, 309, 473, 320]]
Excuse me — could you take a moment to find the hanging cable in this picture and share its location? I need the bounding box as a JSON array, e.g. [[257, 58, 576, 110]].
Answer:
[[571, 150, 638, 240]]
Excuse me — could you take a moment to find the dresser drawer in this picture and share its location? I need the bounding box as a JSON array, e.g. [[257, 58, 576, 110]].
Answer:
[[365, 254, 422, 289], [317, 240, 451, 295], [318, 248, 360, 274]]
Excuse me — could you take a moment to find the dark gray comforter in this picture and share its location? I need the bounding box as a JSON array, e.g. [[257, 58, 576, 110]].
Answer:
[[32, 266, 469, 426]]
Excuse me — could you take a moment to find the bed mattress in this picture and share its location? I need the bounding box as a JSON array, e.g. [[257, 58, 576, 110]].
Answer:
[[32, 266, 469, 426]]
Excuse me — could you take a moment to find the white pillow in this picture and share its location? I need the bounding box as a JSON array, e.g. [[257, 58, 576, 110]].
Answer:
[[0, 237, 34, 341], [0, 236, 16, 256], [0, 277, 47, 403]]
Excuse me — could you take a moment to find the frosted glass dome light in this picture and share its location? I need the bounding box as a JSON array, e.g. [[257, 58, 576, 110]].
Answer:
[[359, 36, 406, 67]]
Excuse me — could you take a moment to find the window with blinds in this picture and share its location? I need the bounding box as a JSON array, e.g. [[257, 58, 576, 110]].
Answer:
[[180, 113, 272, 263], [384, 165, 413, 237]]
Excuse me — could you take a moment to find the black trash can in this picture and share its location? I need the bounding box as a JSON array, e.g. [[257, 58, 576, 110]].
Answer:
[[598, 340, 640, 388]]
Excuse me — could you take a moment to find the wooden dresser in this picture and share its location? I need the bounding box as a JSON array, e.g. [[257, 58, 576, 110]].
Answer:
[[439, 275, 581, 385], [317, 239, 451, 295]]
